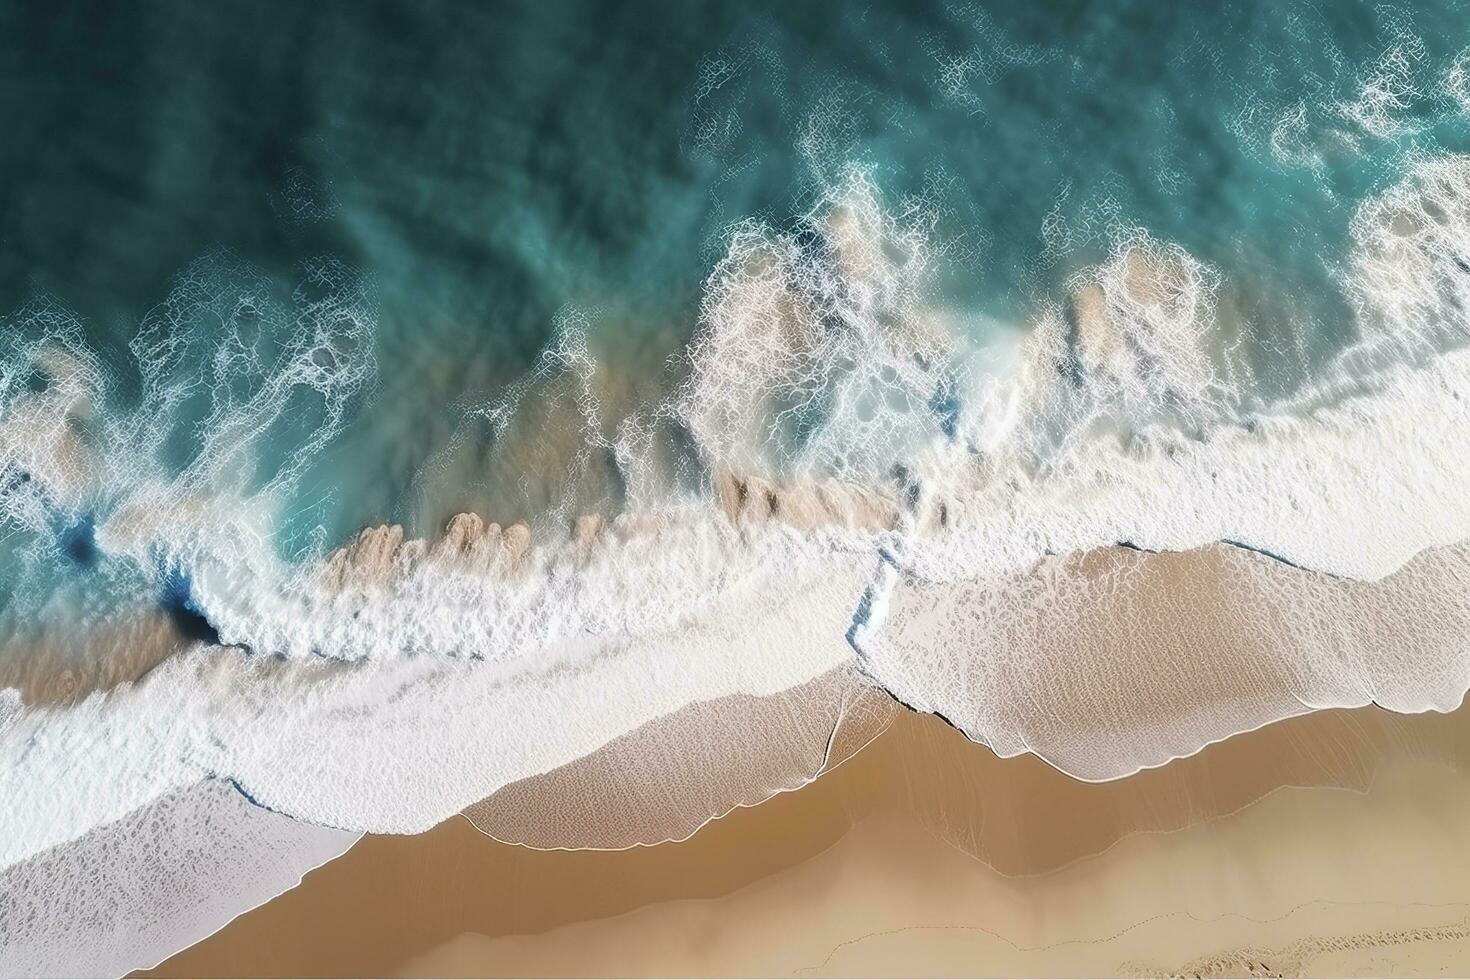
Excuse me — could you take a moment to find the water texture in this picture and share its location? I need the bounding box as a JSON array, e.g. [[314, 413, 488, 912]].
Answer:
[[5, 0, 1470, 966]]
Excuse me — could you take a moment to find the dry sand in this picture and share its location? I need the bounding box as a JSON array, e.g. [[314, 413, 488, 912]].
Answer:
[[140, 699, 1470, 978]]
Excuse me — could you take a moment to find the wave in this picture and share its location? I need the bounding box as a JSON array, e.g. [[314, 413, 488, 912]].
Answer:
[[0, 780, 357, 979], [4, 146, 1470, 971]]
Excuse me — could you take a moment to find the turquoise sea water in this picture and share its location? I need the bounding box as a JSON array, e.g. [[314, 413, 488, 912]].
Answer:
[[7, 1, 1470, 559]]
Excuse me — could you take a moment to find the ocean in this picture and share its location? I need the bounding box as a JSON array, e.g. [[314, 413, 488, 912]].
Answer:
[[5, 0, 1470, 973]]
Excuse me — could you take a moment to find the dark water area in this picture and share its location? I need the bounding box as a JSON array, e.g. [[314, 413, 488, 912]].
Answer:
[[3, 0, 1469, 561]]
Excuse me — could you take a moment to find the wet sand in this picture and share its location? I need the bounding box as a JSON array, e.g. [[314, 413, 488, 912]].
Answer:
[[141, 699, 1470, 978], [399, 770, 1470, 979]]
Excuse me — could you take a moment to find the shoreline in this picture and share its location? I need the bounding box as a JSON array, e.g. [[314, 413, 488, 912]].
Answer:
[[139, 696, 1470, 977]]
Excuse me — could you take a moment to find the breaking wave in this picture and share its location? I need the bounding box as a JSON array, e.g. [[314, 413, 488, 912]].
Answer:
[[3, 154, 1470, 867]]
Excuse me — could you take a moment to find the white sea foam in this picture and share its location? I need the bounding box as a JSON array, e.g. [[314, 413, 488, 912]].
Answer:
[[847, 156, 1470, 775], [0, 305, 107, 541], [0, 519, 868, 866], [0, 778, 357, 979], [5, 151, 1470, 972]]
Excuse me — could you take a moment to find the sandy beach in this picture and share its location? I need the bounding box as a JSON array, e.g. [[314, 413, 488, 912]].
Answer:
[[139, 697, 1470, 978]]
